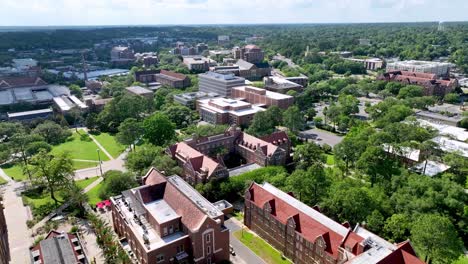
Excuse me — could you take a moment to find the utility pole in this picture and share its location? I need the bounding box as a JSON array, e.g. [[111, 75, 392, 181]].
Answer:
[[97, 149, 103, 177]]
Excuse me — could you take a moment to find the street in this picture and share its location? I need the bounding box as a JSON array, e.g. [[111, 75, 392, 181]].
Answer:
[[225, 217, 266, 264], [299, 128, 344, 147]]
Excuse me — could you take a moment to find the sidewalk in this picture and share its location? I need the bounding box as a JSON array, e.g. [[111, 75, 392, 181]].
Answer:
[[0, 169, 33, 264]]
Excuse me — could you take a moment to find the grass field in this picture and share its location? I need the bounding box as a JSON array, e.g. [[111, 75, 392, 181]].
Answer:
[[86, 181, 104, 206], [91, 132, 125, 158], [234, 230, 292, 264], [23, 177, 100, 209], [326, 154, 335, 166], [51, 130, 109, 161], [72, 160, 99, 170], [0, 177, 7, 185], [1, 163, 28, 181]]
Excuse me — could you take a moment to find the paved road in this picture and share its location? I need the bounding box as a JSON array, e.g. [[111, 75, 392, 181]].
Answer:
[[225, 218, 266, 264], [0, 169, 33, 264], [299, 128, 344, 147], [74, 150, 127, 180]]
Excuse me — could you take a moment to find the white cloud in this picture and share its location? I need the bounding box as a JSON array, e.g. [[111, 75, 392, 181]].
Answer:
[[0, 0, 466, 25]]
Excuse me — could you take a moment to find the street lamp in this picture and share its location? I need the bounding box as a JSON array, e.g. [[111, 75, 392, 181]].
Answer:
[[97, 149, 103, 177]]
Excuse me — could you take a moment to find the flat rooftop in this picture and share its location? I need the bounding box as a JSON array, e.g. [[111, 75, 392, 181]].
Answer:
[[388, 60, 451, 67], [199, 71, 245, 81], [145, 199, 179, 223], [126, 86, 153, 95], [417, 119, 468, 141], [198, 98, 265, 116], [7, 108, 53, 118], [233, 85, 293, 100]]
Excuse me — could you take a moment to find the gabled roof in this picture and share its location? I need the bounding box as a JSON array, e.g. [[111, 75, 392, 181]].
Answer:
[[238, 132, 280, 156], [160, 70, 188, 81], [260, 131, 289, 146], [247, 182, 361, 258], [376, 241, 425, 264], [0, 77, 47, 88], [168, 142, 222, 177]]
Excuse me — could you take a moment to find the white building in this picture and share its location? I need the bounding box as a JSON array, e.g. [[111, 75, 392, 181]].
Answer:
[[386, 60, 451, 77]]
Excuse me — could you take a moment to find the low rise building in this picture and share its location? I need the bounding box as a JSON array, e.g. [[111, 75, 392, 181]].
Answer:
[[345, 57, 384, 70], [125, 86, 154, 99], [378, 71, 458, 97], [264, 76, 304, 94], [198, 98, 264, 126], [30, 230, 87, 264], [110, 46, 135, 65], [244, 182, 425, 264], [196, 43, 208, 54], [111, 168, 230, 264], [53, 95, 88, 113], [218, 35, 230, 45], [199, 72, 246, 97], [386, 60, 451, 78], [183, 56, 216, 72], [7, 108, 53, 121], [167, 127, 290, 184], [155, 70, 191, 88], [173, 92, 219, 109], [232, 45, 265, 64], [236, 59, 271, 81], [231, 86, 294, 109], [135, 52, 159, 67], [0, 77, 70, 109], [0, 196, 9, 264]]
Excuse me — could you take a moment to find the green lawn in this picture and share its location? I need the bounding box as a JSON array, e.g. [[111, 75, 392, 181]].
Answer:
[[75, 177, 99, 189], [234, 230, 292, 264], [23, 177, 99, 209], [86, 181, 104, 206], [91, 132, 126, 158], [51, 130, 109, 161], [232, 211, 244, 222], [0, 177, 7, 185], [73, 160, 99, 170], [1, 163, 28, 181], [326, 154, 335, 166]]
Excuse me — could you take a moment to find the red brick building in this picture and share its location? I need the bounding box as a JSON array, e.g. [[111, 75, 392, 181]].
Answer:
[[135, 70, 191, 88], [168, 127, 290, 185], [111, 168, 230, 264], [232, 45, 265, 63], [0, 196, 9, 264], [231, 86, 294, 109], [30, 230, 87, 264], [244, 182, 425, 264], [197, 98, 265, 126], [378, 71, 458, 97]]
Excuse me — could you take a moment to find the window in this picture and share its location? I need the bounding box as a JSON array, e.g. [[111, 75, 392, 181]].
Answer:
[[207, 246, 211, 254], [206, 234, 211, 243], [169, 225, 174, 234], [156, 254, 165, 263], [163, 227, 168, 236], [177, 245, 184, 253]]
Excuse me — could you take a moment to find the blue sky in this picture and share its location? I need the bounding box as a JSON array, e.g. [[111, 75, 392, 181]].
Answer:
[[0, 0, 467, 26]]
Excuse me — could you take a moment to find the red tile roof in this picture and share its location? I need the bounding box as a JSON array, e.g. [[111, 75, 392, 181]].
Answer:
[[247, 182, 363, 258], [260, 131, 289, 146], [160, 70, 188, 81], [399, 71, 436, 80], [238, 133, 279, 156], [169, 142, 221, 177], [244, 44, 260, 50], [0, 77, 47, 88], [377, 241, 425, 264]]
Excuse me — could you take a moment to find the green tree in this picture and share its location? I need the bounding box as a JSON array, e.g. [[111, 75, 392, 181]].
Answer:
[[411, 214, 463, 264], [143, 113, 175, 146], [69, 84, 83, 99], [444, 93, 460, 104], [397, 85, 424, 99], [10, 133, 45, 181], [162, 105, 194, 128], [282, 105, 305, 133], [293, 143, 325, 170], [356, 146, 398, 187], [246, 106, 282, 137], [30, 151, 74, 206], [126, 144, 164, 175], [85, 113, 99, 132], [99, 171, 138, 200], [383, 213, 412, 243], [286, 164, 329, 205], [117, 118, 143, 151], [33, 121, 72, 145]]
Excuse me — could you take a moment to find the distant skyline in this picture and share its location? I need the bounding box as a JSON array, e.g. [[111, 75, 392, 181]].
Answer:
[[1, 0, 467, 26]]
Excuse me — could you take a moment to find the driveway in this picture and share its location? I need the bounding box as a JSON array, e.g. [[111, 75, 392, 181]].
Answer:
[[0, 170, 33, 264], [225, 218, 266, 264], [299, 128, 344, 147]]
